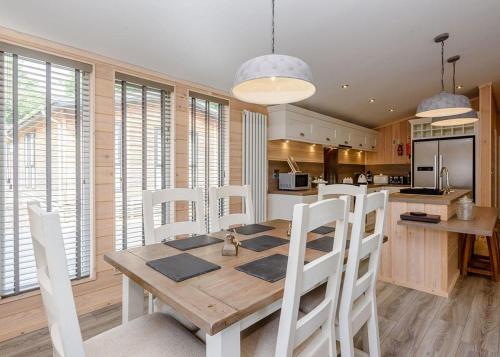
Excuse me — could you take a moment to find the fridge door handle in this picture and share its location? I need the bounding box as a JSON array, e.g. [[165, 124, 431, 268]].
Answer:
[[439, 155, 443, 189], [433, 155, 438, 189]]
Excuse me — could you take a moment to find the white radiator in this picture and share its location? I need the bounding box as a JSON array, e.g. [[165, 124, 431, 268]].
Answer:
[[243, 110, 268, 222]]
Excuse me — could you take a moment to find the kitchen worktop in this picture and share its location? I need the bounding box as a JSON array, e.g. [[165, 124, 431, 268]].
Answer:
[[389, 189, 471, 205], [268, 188, 318, 196], [397, 207, 497, 237], [268, 184, 410, 196]]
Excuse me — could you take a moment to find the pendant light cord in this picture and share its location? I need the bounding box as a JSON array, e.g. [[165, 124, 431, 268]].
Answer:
[[271, 0, 275, 54], [440, 40, 445, 92], [452, 62, 456, 94]]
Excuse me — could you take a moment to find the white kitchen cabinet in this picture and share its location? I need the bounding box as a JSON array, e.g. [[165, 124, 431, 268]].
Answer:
[[311, 121, 335, 145], [268, 104, 378, 151], [335, 125, 351, 146], [366, 133, 377, 151], [285, 111, 313, 141], [350, 132, 366, 150]]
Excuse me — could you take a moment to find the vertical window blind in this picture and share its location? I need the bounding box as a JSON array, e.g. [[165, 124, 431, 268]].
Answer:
[[114, 74, 173, 250], [0, 44, 92, 297], [188, 93, 229, 231]]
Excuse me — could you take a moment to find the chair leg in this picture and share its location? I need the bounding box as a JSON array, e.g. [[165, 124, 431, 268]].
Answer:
[[148, 293, 154, 314], [367, 302, 381, 357]]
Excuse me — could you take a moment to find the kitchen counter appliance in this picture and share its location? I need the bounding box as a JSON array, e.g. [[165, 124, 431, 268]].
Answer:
[[279, 156, 310, 190], [278, 172, 310, 190], [412, 136, 475, 200]]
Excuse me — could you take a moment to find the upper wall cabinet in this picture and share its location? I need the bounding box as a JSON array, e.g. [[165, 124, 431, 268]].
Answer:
[[268, 104, 378, 152]]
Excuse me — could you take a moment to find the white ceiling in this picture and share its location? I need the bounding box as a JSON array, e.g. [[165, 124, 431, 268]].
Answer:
[[1, 0, 500, 128]]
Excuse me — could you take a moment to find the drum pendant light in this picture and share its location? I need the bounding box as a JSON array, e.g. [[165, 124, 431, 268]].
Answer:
[[431, 55, 478, 126], [232, 0, 315, 105], [416, 33, 471, 118]]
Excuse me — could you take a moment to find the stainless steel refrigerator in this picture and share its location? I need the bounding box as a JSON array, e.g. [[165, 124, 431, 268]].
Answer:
[[412, 136, 475, 199]]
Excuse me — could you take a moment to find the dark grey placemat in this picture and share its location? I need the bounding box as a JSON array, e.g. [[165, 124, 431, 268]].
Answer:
[[146, 253, 220, 282], [236, 254, 289, 282], [306, 236, 350, 252], [310, 226, 335, 235], [163, 235, 223, 251], [234, 224, 275, 235], [240, 235, 289, 252]]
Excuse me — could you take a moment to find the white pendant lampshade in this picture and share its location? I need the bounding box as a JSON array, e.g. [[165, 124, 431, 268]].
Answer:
[[416, 91, 471, 118], [232, 54, 315, 105], [431, 110, 478, 126], [232, 0, 315, 105], [416, 33, 472, 118]]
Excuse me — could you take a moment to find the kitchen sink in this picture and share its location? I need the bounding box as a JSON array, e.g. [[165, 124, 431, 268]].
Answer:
[[399, 188, 445, 195]]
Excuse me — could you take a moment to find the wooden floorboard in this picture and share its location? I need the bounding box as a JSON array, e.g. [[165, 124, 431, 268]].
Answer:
[[1, 276, 499, 356]]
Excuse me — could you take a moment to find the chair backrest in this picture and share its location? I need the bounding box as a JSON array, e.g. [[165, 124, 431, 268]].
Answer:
[[339, 190, 389, 335], [208, 185, 254, 232], [143, 188, 205, 244], [275, 196, 350, 357], [27, 202, 85, 357], [317, 183, 367, 223]]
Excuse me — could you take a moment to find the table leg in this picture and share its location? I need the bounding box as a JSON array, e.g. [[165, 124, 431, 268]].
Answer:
[[122, 275, 144, 324], [458, 233, 465, 272], [206, 322, 241, 357], [489, 233, 500, 282], [461, 234, 473, 276]]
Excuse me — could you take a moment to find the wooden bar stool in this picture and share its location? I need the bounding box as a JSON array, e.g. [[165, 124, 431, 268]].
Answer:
[[461, 229, 500, 282]]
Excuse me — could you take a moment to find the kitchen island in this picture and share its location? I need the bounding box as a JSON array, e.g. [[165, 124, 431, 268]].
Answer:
[[379, 189, 471, 297]]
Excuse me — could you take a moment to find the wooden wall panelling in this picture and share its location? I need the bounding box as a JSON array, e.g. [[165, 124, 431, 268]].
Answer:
[[366, 119, 411, 165], [0, 28, 266, 341], [337, 148, 365, 165], [267, 140, 323, 163], [477, 83, 498, 207]]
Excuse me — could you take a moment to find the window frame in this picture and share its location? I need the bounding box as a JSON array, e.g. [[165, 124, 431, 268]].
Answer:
[[0, 45, 95, 298], [113, 74, 174, 250], [188, 93, 229, 232]]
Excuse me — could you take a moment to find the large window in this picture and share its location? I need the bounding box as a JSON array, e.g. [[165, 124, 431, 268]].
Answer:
[[0, 43, 92, 297], [188, 93, 229, 231], [114, 74, 173, 250]]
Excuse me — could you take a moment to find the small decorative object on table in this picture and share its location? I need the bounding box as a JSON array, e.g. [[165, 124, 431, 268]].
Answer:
[[456, 195, 475, 220], [222, 229, 241, 256]]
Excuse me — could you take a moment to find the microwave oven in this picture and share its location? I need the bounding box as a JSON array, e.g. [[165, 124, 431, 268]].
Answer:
[[278, 173, 310, 190]]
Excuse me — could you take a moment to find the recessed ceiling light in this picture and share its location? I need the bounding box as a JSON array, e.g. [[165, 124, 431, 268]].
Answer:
[[456, 84, 463, 89], [389, 108, 395, 112], [368, 98, 375, 103], [341, 84, 349, 89]]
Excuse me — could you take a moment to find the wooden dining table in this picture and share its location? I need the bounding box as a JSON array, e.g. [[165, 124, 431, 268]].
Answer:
[[104, 219, 379, 357]]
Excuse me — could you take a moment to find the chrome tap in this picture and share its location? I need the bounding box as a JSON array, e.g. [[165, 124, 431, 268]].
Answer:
[[440, 166, 451, 194]]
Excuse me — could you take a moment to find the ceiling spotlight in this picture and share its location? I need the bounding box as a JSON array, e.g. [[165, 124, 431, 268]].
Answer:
[[368, 98, 375, 103], [389, 108, 395, 112], [456, 84, 463, 89], [341, 84, 349, 89]]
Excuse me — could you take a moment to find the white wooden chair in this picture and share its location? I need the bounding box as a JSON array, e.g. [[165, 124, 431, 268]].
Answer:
[[209, 185, 254, 231], [338, 190, 389, 357], [241, 196, 350, 356], [318, 183, 367, 223], [27, 201, 204, 357], [142, 187, 204, 330], [299, 183, 368, 314], [143, 187, 205, 245]]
